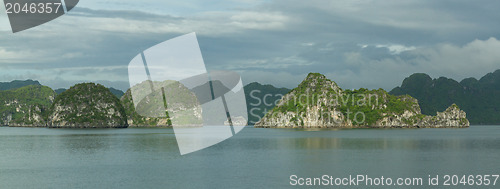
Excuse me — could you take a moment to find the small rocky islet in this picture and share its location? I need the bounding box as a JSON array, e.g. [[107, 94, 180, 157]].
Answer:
[[255, 73, 469, 128], [48, 83, 128, 128]]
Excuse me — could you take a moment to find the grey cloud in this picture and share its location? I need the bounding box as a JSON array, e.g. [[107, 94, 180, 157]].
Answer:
[[69, 7, 182, 21], [1, 0, 500, 92]]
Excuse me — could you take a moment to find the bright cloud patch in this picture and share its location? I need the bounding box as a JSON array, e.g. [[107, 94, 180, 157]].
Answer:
[[375, 44, 417, 54]]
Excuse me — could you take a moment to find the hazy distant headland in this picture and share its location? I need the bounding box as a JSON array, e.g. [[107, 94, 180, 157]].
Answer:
[[390, 70, 500, 124]]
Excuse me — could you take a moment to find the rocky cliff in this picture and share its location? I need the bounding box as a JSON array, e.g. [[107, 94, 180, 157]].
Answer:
[[255, 73, 469, 128], [0, 85, 56, 127], [48, 83, 128, 128], [375, 103, 469, 128]]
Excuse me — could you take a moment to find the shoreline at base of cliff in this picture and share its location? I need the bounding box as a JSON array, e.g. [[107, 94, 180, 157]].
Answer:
[[255, 73, 470, 129]]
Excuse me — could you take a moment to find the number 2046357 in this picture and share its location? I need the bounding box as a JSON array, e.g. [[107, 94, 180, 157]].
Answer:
[[5, 2, 62, 14]]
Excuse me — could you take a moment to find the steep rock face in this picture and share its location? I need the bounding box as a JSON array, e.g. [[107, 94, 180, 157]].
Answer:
[[375, 104, 468, 128], [7, 105, 46, 127], [255, 73, 469, 128], [121, 80, 202, 127], [256, 73, 347, 127], [48, 83, 127, 128], [419, 104, 469, 127], [0, 85, 56, 127]]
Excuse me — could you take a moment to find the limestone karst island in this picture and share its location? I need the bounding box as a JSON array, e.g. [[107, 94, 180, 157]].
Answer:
[[1, 73, 470, 129], [255, 73, 469, 128]]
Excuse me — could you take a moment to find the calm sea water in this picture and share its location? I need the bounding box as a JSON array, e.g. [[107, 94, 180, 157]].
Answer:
[[0, 126, 499, 188]]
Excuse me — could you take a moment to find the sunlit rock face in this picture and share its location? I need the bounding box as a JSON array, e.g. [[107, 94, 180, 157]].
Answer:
[[256, 73, 469, 128]]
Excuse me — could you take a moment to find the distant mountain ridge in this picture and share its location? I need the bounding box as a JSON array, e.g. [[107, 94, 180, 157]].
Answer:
[[0, 80, 41, 91], [244, 82, 290, 125], [390, 69, 500, 124], [0, 79, 125, 98]]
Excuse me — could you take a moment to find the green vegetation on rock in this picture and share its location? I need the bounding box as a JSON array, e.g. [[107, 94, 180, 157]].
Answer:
[[48, 83, 127, 128], [55, 87, 124, 98], [54, 88, 66, 95], [0, 85, 56, 126], [336, 89, 419, 125], [256, 73, 469, 128]]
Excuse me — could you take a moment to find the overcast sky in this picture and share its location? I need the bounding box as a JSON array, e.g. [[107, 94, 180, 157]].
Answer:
[[1, 0, 500, 91]]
